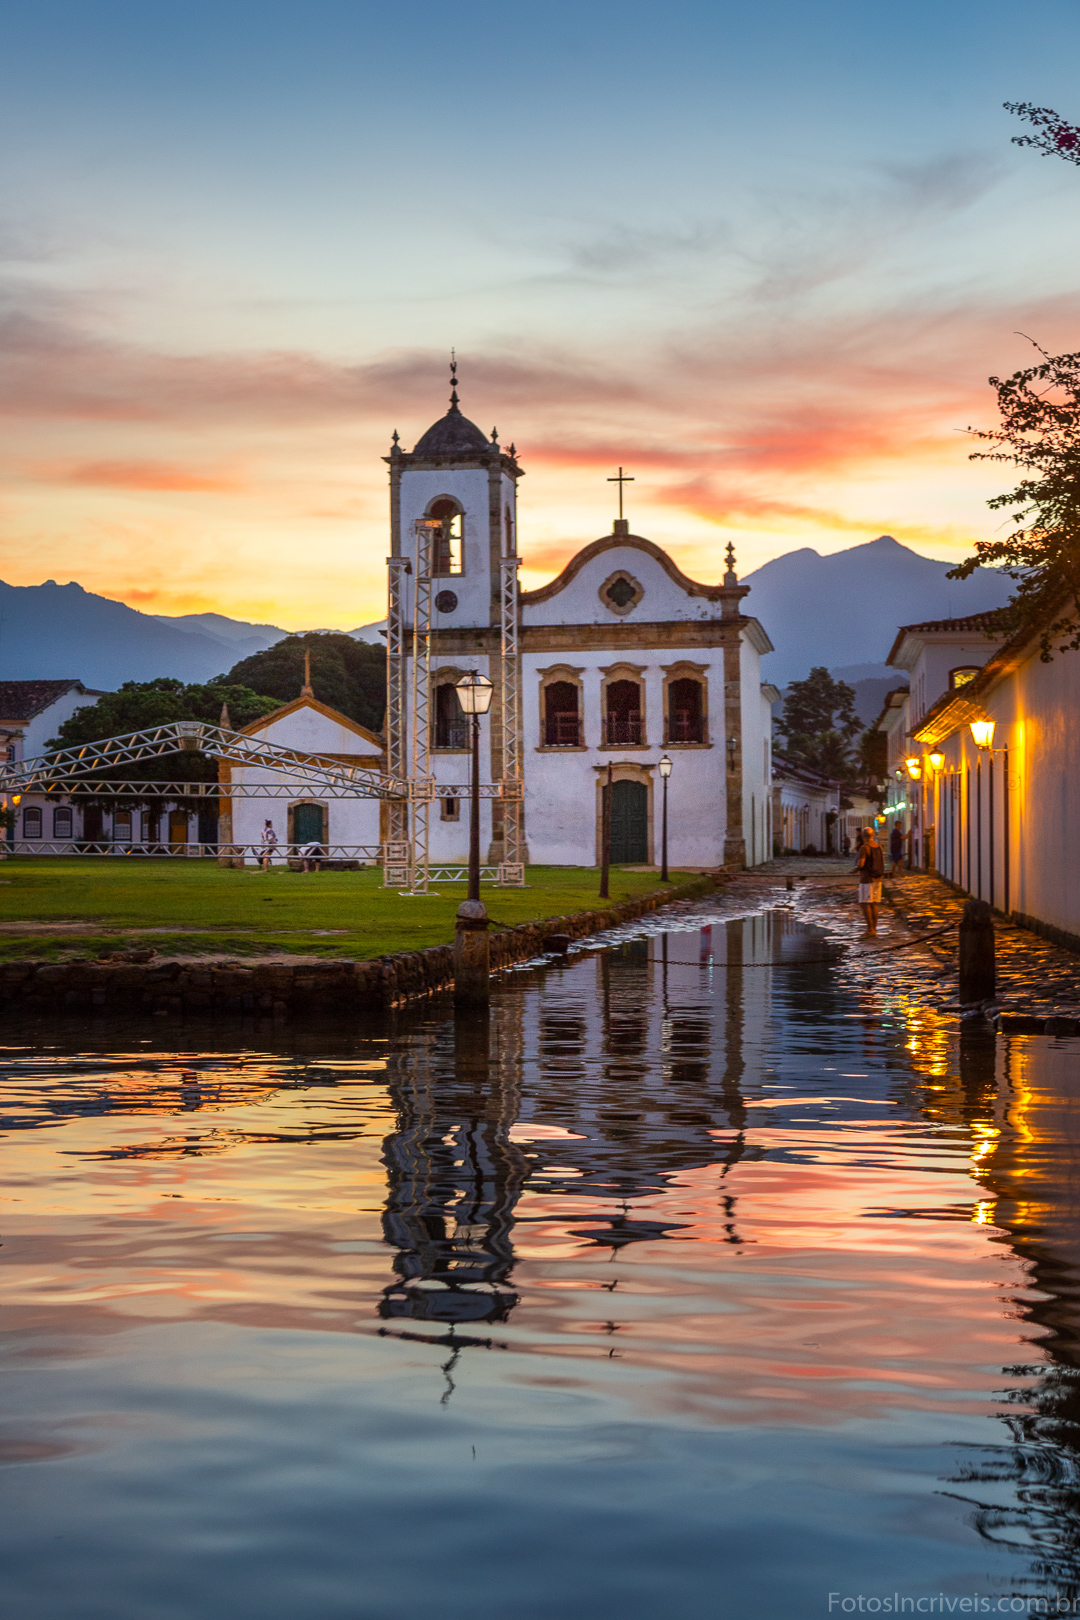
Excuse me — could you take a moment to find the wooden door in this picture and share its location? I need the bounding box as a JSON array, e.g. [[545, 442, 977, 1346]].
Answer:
[[168, 812, 188, 850], [610, 779, 648, 864], [293, 803, 324, 845]]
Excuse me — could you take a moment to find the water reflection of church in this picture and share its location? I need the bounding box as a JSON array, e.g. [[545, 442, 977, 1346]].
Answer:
[[377, 912, 814, 1327]]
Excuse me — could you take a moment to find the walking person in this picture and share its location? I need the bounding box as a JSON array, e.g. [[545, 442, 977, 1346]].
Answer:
[[854, 824, 885, 938], [260, 819, 278, 873], [889, 823, 904, 876]]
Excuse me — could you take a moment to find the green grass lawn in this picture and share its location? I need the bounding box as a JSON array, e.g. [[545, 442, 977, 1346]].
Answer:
[[0, 858, 676, 961]]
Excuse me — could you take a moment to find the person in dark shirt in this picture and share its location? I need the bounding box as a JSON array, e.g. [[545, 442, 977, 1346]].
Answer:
[[854, 825, 885, 937], [889, 824, 904, 875]]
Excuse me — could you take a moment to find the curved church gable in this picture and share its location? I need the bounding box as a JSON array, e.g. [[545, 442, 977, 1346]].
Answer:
[[521, 532, 727, 628]]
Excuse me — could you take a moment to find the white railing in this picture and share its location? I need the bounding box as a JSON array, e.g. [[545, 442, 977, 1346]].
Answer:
[[2, 841, 385, 860]]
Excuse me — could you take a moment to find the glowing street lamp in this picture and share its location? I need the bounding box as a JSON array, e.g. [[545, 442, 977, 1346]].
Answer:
[[905, 757, 922, 781], [455, 672, 494, 903], [928, 750, 945, 773], [969, 719, 996, 751]]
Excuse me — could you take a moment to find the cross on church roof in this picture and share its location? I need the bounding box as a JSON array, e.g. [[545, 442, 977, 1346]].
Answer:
[[607, 466, 634, 522]]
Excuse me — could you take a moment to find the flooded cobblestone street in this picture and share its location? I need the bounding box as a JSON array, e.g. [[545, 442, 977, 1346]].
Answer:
[[3, 882, 1080, 1618]]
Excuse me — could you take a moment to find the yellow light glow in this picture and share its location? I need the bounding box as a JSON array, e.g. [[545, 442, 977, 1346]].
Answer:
[[969, 719, 995, 750], [928, 750, 944, 772], [905, 757, 921, 780]]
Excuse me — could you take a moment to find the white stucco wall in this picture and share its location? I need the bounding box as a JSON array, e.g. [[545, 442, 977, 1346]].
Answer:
[[928, 642, 1080, 937], [227, 704, 384, 858], [397, 467, 516, 631]]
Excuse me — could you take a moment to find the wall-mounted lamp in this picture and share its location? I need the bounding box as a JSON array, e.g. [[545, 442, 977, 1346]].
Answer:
[[905, 757, 922, 781], [893, 769, 903, 781], [726, 736, 738, 771], [969, 719, 995, 751], [928, 750, 945, 773]]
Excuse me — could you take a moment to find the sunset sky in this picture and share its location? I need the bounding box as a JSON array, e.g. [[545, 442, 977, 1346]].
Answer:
[[2, 0, 1080, 629]]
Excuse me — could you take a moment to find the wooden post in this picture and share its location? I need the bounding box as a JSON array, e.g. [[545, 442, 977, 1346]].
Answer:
[[454, 898, 490, 1006], [959, 897, 995, 1005], [599, 763, 612, 899]]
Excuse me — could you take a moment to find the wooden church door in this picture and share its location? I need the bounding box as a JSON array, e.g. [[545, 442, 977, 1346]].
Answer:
[[610, 779, 648, 864]]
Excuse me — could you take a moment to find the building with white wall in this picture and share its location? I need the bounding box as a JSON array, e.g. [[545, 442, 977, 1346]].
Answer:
[[772, 761, 840, 855], [0, 680, 106, 847], [876, 614, 1002, 870], [909, 599, 1080, 945], [221, 695, 385, 861], [387, 379, 777, 869]]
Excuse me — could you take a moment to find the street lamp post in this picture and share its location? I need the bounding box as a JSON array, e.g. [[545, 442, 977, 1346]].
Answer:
[[455, 672, 494, 903], [658, 754, 672, 882], [453, 672, 494, 1007]]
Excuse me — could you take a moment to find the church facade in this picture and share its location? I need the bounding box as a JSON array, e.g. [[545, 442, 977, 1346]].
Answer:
[[387, 381, 778, 870]]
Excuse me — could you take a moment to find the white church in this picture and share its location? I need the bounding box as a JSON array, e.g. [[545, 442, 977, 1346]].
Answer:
[[369, 373, 778, 871]]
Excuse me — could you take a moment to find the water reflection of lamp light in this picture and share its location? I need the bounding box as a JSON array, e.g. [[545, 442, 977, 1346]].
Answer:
[[969, 719, 995, 751], [905, 757, 922, 780]]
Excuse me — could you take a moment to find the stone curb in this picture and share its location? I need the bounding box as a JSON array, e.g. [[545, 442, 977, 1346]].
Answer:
[[0, 875, 720, 1021]]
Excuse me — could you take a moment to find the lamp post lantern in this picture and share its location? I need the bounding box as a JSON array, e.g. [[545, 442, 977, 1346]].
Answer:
[[658, 754, 672, 882], [455, 672, 494, 903]]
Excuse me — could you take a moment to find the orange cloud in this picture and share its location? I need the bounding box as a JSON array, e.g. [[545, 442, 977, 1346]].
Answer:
[[57, 460, 243, 493]]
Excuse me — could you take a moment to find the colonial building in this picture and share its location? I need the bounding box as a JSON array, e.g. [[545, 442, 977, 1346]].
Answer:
[[0, 680, 106, 845], [386, 377, 777, 869], [772, 760, 840, 855], [907, 598, 1080, 946], [875, 613, 1002, 870], [220, 693, 385, 861]]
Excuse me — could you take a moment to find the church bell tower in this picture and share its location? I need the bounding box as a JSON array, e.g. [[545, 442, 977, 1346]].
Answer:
[[385, 358, 523, 629], [382, 360, 527, 888]]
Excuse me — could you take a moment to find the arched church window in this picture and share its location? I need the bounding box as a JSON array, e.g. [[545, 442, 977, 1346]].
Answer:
[[427, 498, 464, 577], [667, 677, 704, 744], [433, 683, 468, 750], [544, 682, 580, 747], [604, 679, 642, 746]]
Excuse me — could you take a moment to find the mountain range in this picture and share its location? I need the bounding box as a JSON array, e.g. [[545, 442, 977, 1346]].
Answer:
[[0, 580, 384, 689], [0, 536, 1013, 692], [743, 535, 1012, 688]]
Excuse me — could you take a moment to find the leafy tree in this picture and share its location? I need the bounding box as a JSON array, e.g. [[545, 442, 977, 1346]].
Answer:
[[224, 633, 386, 733], [47, 677, 280, 805], [1005, 102, 1080, 165], [775, 667, 861, 783], [947, 343, 1080, 660]]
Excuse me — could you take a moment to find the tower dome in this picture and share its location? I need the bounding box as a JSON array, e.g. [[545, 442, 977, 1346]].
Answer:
[[411, 357, 491, 460]]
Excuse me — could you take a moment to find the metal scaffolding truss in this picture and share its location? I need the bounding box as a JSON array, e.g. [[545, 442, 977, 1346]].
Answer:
[[408, 518, 438, 894], [0, 720, 406, 801], [499, 556, 524, 885]]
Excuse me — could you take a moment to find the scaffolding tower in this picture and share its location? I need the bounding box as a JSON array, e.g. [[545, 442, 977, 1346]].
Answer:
[[498, 557, 525, 885]]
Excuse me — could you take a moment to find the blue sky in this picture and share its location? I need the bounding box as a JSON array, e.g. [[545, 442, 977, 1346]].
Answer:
[[1, 0, 1079, 625]]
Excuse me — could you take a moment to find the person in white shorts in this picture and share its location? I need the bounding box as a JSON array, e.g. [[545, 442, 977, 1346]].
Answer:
[[854, 824, 885, 937]]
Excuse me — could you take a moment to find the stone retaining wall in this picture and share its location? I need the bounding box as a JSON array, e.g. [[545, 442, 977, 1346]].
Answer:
[[0, 875, 719, 1020]]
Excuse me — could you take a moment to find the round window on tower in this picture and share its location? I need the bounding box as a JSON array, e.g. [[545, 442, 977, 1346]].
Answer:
[[435, 590, 458, 614]]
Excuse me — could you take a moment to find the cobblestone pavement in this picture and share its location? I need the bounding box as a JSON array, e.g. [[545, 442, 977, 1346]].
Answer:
[[714, 857, 1080, 1022]]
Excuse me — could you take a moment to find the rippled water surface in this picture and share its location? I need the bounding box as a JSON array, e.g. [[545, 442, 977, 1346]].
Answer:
[[3, 908, 1080, 1619]]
